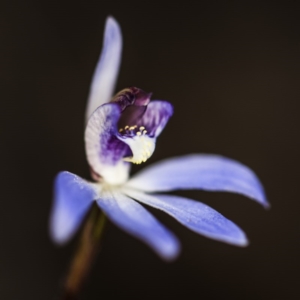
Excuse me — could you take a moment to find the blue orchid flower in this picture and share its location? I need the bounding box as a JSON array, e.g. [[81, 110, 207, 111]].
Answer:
[[50, 17, 269, 261]]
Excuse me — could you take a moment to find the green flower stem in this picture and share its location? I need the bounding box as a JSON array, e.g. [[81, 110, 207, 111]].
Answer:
[[62, 205, 106, 300]]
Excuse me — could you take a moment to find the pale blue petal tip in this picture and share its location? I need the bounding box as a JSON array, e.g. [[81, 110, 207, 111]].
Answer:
[[105, 16, 121, 40], [260, 193, 270, 210], [240, 236, 249, 247], [106, 16, 120, 28], [227, 229, 249, 247]]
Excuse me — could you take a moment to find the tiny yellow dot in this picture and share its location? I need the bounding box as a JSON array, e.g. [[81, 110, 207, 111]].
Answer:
[[119, 128, 123, 132], [125, 125, 129, 129], [140, 126, 145, 130], [136, 131, 141, 136]]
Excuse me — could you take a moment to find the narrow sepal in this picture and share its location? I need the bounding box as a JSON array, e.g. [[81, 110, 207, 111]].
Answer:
[[123, 189, 248, 246], [96, 191, 180, 260], [50, 172, 97, 244], [85, 17, 122, 121], [126, 154, 269, 208]]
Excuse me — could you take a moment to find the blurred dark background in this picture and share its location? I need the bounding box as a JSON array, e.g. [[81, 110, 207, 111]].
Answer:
[[1, 0, 300, 299]]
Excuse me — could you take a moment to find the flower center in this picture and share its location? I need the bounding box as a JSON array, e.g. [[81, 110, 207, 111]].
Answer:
[[119, 125, 147, 136], [118, 124, 155, 164]]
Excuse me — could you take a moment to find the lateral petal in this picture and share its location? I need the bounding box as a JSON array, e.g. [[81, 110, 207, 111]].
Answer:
[[50, 172, 98, 244], [126, 154, 269, 208], [123, 189, 248, 246], [85, 103, 130, 185], [96, 191, 180, 260]]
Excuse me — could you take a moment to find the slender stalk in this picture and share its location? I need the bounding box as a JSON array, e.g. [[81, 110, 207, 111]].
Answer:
[[62, 205, 106, 300]]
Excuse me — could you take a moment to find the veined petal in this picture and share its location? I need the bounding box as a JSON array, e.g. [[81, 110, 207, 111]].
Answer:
[[85, 17, 122, 122], [50, 172, 98, 244], [126, 154, 269, 208], [96, 190, 180, 261], [123, 189, 248, 246], [85, 103, 130, 185]]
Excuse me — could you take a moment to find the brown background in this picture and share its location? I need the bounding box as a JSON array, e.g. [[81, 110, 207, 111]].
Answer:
[[1, 1, 300, 299]]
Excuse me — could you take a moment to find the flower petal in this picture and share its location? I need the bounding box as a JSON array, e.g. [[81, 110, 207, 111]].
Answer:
[[50, 171, 98, 244], [123, 189, 248, 246], [126, 154, 269, 208], [138, 101, 173, 137], [96, 190, 180, 260], [85, 103, 130, 185], [85, 17, 122, 121]]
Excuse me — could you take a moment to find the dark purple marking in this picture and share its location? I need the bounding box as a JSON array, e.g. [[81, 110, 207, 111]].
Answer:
[[118, 105, 147, 129], [97, 109, 130, 165], [111, 87, 152, 110]]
